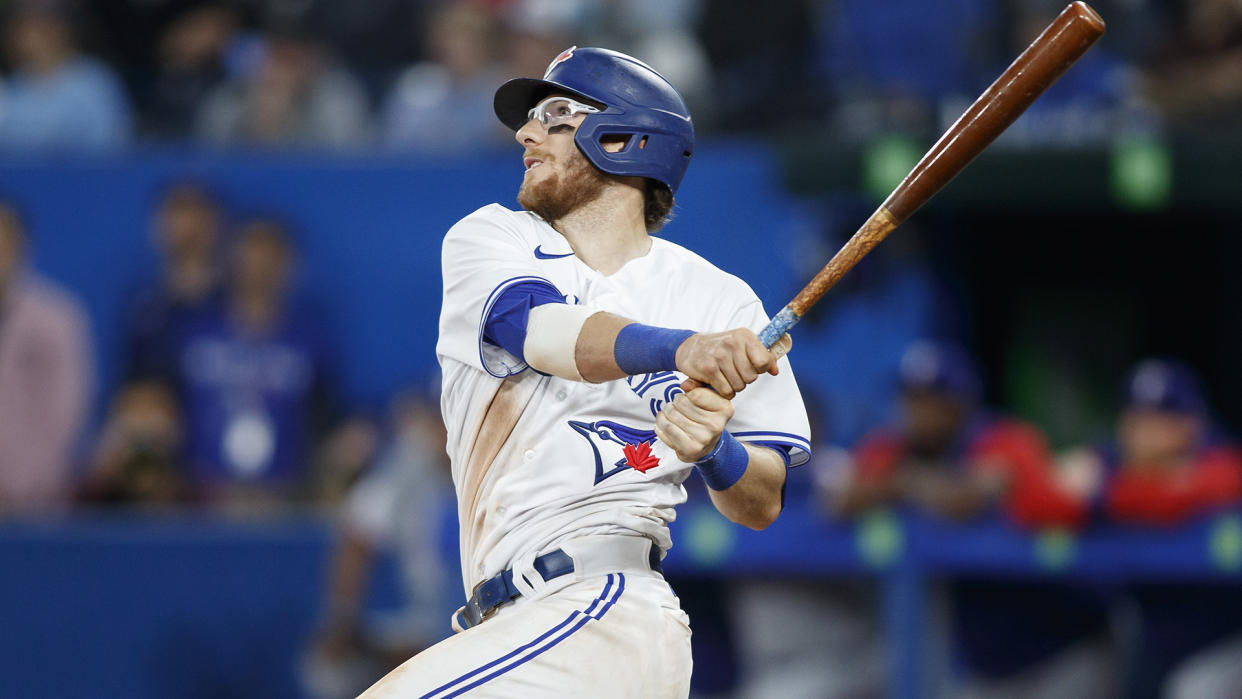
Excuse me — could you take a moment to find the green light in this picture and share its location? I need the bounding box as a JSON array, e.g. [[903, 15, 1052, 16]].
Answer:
[[863, 137, 921, 202], [1034, 529, 1077, 570], [856, 509, 903, 569], [685, 506, 736, 566], [1209, 516, 1242, 571], [1110, 138, 1171, 209]]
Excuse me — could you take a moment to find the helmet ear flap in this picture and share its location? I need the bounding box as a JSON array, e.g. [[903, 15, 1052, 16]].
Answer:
[[574, 115, 693, 192]]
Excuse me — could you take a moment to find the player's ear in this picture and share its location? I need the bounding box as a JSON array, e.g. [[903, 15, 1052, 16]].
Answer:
[[599, 135, 630, 154]]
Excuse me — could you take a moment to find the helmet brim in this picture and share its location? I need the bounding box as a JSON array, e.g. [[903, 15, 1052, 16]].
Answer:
[[493, 77, 598, 131]]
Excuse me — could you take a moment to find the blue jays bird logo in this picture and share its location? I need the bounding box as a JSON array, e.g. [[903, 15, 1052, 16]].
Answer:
[[568, 419, 660, 484]]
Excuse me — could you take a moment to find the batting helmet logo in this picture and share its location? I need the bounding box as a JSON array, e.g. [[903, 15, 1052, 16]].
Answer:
[[544, 47, 576, 78]]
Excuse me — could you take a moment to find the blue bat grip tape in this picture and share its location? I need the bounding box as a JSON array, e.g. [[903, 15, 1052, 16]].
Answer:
[[758, 306, 801, 348]]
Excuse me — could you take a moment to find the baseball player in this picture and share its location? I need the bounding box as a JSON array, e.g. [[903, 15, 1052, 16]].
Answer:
[[360, 47, 810, 698]]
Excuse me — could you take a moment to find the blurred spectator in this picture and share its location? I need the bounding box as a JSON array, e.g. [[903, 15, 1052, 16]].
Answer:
[[1103, 360, 1242, 524], [379, 2, 509, 154], [827, 340, 1114, 698], [303, 390, 455, 699], [0, 2, 133, 152], [989, 0, 1155, 146], [500, 0, 576, 82], [0, 200, 92, 512], [124, 182, 224, 382], [1140, 0, 1242, 134], [830, 340, 1083, 526], [195, 26, 370, 148], [815, 0, 998, 139], [78, 379, 187, 505], [575, 0, 712, 119], [1067, 359, 1242, 698], [141, 3, 241, 140], [170, 218, 343, 503]]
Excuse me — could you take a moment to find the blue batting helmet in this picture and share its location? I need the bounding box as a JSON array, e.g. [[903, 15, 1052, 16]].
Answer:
[[898, 339, 982, 401], [494, 46, 695, 193], [1122, 359, 1206, 416]]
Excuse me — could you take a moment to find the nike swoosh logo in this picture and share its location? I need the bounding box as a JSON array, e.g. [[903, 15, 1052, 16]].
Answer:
[[533, 245, 574, 259]]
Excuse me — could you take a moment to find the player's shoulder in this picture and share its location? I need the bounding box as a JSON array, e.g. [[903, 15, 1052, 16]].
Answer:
[[650, 237, 757, 301], [447, 203, 543, 242]]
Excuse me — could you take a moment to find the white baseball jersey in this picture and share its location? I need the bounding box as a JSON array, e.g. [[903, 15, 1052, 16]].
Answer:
[[436, 203, 812, 596]]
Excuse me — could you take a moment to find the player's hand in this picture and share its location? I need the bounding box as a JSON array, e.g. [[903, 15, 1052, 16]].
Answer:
[[674, 328, 779, 398], [655, 387, 734, 463]]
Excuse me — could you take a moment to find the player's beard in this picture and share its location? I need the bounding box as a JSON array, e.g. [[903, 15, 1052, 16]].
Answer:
[[517, 149, 609, 225]]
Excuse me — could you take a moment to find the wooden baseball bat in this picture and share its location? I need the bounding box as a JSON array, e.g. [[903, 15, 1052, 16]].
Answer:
[[757, 1, 1105, 352]]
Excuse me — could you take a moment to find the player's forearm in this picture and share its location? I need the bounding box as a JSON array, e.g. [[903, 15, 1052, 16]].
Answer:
[[706, 444, 787, 530], [524, 305, 776, 399], [573, 311, 635, 382], [525, 308, 695, 383]]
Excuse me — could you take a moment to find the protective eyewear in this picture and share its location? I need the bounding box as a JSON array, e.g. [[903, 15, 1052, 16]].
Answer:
[[527, 96, 600, 128]]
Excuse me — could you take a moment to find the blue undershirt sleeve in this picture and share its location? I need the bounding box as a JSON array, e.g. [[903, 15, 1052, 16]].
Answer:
[[481, 279, 567, 361]]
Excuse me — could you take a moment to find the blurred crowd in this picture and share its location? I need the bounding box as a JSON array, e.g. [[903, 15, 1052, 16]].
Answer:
[[1, 1, 1241, 698], [0, 0, 1237, 153]]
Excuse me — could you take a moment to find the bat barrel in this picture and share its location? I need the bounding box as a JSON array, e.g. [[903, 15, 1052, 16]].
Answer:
[[882, 2, 1105, 223]]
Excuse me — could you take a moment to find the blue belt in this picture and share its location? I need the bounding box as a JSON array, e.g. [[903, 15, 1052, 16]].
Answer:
[[455, 545, 662, 630]]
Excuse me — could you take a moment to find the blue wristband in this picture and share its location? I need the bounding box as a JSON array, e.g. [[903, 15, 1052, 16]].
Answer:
[[695, 430, 749, 491], [613, 323, 694, 375]]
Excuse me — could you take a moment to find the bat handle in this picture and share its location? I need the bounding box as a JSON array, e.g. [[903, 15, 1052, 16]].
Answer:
[[758, 305, 802, 352]]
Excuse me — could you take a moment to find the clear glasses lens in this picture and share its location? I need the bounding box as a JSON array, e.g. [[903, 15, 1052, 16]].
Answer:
[[527, 97, 600, 128]]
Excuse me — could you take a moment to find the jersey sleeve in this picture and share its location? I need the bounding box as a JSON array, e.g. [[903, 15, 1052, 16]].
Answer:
[[723, 298, 813, 467], [1105, 446, 1242, 525], [437, 206, 565, 377]]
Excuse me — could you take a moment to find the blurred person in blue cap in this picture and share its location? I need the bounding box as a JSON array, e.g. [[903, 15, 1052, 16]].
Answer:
[[0, 0, 133, 151], [828, 339, 1115, 698], [1062, 358, 1242, 698], [1103, 359, 1240, 524], [832, 339, 1084, 527]]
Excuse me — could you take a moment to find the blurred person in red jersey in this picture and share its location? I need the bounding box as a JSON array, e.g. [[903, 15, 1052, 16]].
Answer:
[[827, 339, 1116, 698], [0, 200, 92, 512], [0, 1, 133, 151], [831, 339, 1085, 528], [124, 182, 225, 383], [78, 379, 188, 505], [1065, 359, 1242, 699], [1102, 360, 1242, 525]]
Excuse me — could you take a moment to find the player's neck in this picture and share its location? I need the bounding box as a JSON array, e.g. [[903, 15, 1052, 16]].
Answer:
[[554, 185, 649, 276]]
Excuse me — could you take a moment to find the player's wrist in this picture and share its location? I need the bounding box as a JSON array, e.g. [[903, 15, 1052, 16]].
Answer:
[[695, 430, 749, 490], [613, 323, 694, 375]]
